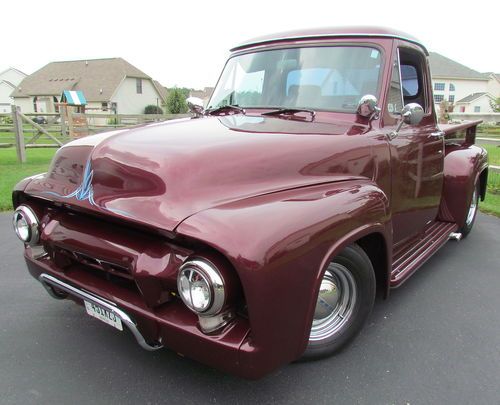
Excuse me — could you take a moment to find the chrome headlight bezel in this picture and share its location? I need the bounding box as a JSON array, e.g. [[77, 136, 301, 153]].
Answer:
[[13, 205, 40, 246], [177, 259, 225, 316]]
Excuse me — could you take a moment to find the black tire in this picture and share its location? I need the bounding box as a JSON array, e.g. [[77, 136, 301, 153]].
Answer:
[[459, 180, 480, 238], [302, 244, 375, 360]]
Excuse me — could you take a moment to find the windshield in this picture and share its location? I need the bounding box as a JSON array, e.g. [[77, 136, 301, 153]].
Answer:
[[208, 46, 382, 113]]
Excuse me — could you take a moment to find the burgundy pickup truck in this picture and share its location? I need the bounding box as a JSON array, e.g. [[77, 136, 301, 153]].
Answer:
[[13, 27, 488, 379]]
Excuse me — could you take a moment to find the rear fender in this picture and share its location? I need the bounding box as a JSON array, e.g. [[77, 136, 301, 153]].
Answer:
[[438, 144, 488, 226], [176, 180, 391, 373]]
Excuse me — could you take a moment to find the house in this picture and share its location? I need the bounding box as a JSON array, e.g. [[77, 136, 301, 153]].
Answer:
[[11, 58, 166, 114], [454, 92, 495, 113], [428, 52, 498, 113], [0, 67, 27, 113]]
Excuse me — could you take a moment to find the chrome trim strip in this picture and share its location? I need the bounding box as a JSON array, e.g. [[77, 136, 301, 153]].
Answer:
[[38, 273, 162, 351], [231, 33, 429, 55]]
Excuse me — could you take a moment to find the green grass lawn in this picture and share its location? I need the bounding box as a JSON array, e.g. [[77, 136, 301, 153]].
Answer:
[[0, 146, 499, 217], [481, 191, 500, 216], [0, 148, 57, 210], [481, 144, 500, 166]]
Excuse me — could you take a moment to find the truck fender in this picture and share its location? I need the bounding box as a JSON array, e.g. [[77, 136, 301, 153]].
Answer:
[[438, 145, 488, 226], [176, 179, 391, 371]]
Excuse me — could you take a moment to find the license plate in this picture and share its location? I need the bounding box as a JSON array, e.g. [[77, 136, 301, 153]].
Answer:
[[84, 301, 123, 331]]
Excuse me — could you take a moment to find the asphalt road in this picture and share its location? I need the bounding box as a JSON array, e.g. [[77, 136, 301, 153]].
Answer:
[[1, 212, 499, 405]]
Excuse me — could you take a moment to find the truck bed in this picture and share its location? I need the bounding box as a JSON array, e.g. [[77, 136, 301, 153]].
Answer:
[[439, 120, 482, 146]]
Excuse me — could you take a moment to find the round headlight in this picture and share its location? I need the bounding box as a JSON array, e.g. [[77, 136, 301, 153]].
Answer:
[[13, 205, 40, 246], [177, 259, 225, 316]]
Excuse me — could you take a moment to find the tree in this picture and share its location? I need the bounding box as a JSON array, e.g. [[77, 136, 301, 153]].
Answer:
[[438, 99, 450, 124], [166, 88, 188, 114], [489, 97, 500, 112]]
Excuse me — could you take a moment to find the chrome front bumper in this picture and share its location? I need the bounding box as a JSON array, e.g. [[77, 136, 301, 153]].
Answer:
[[38, 273, 163, 351]]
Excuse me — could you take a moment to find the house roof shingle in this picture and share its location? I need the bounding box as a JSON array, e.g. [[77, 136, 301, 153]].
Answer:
[[11, 58, 151, 101], [0, 80, 16, 89], [429, 52, 488, 80], [152, 80, 168, 102], [456, 92, 489, 103]]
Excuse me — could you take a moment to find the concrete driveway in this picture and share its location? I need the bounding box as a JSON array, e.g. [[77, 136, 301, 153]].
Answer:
[[1, 211, 499, 404]]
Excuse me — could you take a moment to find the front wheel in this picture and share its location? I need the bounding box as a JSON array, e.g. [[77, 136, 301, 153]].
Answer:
[[302, 244, 375, 360], [460, 181, 480, 238]]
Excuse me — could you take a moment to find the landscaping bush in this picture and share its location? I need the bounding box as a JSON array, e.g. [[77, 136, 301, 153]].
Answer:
[[144, 105, 164, 114], [0, 115, 13, 125]]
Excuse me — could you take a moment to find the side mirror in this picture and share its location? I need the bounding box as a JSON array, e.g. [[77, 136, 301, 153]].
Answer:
[[389, 103, 424, 139], [402, 103, 424, 125], [186, 97, 204, 118], [357, 94, 380, 120]]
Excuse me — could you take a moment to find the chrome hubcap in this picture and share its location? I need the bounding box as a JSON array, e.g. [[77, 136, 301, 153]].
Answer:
[[310, 263, 357, 341], [466, 188, 478, 226]]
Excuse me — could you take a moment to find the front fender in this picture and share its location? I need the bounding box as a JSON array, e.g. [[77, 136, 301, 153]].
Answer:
[[176, 179, 390, 375], [438, 145, 488, 226]]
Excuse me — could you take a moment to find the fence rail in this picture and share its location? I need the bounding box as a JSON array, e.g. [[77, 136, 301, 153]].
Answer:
[[0, 107, 189, 161]]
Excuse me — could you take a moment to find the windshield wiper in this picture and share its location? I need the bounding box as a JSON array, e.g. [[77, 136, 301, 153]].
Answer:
[[206, 105, 246, 116], [262, 108, 316, 121]]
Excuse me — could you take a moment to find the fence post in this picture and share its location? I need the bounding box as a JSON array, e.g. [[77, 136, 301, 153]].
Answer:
[[67, 106, 75, 138], [60, 104, 67, 137], [11, 105, 25, 163]]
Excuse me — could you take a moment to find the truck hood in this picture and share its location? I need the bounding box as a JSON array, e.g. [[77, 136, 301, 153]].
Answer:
[[25, 115, 372, 231]]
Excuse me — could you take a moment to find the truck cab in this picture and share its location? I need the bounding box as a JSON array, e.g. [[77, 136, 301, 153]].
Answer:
[[13, 27, 488, 379]]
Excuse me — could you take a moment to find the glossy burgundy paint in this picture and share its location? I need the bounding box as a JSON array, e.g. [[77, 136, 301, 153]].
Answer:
[[13, 28, 488, 379]]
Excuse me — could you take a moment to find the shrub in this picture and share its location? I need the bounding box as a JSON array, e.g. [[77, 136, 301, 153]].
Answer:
[[0, 115, 13, 125], [144, 105, 164, 114]]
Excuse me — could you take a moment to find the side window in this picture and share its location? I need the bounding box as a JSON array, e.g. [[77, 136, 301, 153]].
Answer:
[[401, 65, 419, 97], [398, 48, 428, 112], [387, 54, 404, 115]]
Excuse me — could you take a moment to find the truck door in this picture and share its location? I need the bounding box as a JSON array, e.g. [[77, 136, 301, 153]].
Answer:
[[385, 43, 444, 244]]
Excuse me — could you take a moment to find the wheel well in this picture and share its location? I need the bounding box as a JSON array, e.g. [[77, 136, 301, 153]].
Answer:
[[479, 168, 488, 201], [356, 233, 389, 298]]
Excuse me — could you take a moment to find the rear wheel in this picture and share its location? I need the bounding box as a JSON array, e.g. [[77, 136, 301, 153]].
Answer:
[[302, 244, 375, 360], [460, 181, 479, 238]]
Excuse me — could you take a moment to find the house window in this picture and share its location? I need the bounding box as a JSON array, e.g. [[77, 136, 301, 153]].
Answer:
[[434, 94, 444, 103], [474, 106, 480, 112], [448, 95, 455, 103], [102, 102, 108, 111], [449, 83, 455, 91], [434, 82, 445, 91], [136, 78, 142, 94]]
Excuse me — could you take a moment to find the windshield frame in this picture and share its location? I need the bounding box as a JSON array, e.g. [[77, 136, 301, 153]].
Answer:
[[207, 41, 386, 114]]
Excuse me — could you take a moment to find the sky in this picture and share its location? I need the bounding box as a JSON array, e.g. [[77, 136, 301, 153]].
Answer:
[[3, 0, 499, 89]]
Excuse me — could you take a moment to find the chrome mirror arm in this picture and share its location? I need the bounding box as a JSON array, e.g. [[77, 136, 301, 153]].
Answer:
[[388, 103, 424, 140], [186, 97, 205, 118]]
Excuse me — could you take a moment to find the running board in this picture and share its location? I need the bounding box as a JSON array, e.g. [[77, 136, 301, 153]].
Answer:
[[390, 221, 458, 287]]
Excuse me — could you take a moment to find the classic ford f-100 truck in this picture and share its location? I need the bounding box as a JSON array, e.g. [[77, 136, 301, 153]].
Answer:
[[13, 27, 488, 379]]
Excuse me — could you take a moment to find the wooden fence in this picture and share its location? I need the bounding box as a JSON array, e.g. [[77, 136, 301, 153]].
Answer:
[[0, 107, 189, 162]]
